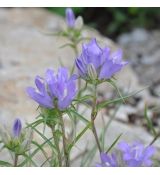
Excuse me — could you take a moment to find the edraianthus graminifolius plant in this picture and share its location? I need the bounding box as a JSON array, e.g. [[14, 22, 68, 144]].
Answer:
[[75, 38, 128, 84], [26, 67, 77, 111], [96, 141, 155, 167], [0, 118, 32, 155]]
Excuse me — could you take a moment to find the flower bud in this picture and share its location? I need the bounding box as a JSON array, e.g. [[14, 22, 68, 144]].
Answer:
[[75, 16, 83, 30], [65, 8, 75, 28], [12, 118, 22, 138], [87, 63, 97, 80]]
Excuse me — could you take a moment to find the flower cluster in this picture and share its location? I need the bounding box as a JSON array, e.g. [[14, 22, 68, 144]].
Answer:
[[97, 141, 155, 167], [76, 38, 128, 83], [26, 67, 77, 110]]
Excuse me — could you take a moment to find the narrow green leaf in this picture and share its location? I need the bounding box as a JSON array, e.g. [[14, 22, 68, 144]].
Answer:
[[107, 79, 125, 103], [31, 127, 56, 150], [69, 109, 90, 125], [74, 95, 93, 103], [20, 153, 38, 167], [106, 134, 122, 154], [31, 141, 49, 160], [80, 145, 97, 167], [97, 87, 148, 110], [144, 104, 157, 137], [26, 119, 44, 128], [59, 43, 75, 49], [68, 122, 92, 152], [0, 160, 12, 167], [19, 137, 53, 166]]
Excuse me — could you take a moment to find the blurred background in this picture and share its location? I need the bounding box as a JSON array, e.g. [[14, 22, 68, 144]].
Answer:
[[47, 7, 160, 40]]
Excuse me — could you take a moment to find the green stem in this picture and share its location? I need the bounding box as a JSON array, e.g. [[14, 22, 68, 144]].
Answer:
[[51, 126, 62, 167], [70, 39, 80, 138], [70, 40, 78, 75], [14, 154, 18, 167], [91, 85, 102, 154], [60, 116, 70, 167]]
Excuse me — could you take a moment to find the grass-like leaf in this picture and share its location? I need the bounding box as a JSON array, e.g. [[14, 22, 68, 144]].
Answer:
[[19, 153, 38, 167], [144, 104, 157, 137], [106, 133, 122, 154], [97, 87, 148, 110], [31, 127, 56, 151], [80, 144, 97, 167], [31, 141, 49, 160], [19, 137, 53, 166], [68, 109, 90, 125], [0, 160, 12, 167], [68, 122, 92, 153], [26, 119, 44, 128]]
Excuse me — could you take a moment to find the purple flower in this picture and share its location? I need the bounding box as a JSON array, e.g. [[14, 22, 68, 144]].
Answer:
[[65, 8, 75, 28], [26, 67, 77, 110], [96, 152, 118, 167], [118, 141, 155, 167], [96, 141, 155, 167], [12, 118, 22, 138], [75, 38, 128, 82]]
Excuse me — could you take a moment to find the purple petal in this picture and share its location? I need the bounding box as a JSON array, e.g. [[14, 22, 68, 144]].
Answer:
[[26, 87, 53, 109], [82, 38, 102, 68], [35, 76, 45, 94], [57, 67, 69, 81], [118, 141, 130, 152], [110, 49, 123, 62], [99, 60, 124, 79], [45, 69, 57, 98]]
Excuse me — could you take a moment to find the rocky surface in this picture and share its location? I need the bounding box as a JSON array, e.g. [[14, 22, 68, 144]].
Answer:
[[118, 28, 160, 97], [0, 8, 160, 166]]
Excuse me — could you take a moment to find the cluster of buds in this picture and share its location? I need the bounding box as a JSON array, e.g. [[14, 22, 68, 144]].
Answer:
[[65, 8, 83, 31], [58, 8, 84, 46]]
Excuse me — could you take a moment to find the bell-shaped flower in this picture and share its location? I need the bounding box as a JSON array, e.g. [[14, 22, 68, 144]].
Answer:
[[96, 141, 155, 167], [26, 67, 77, 110], [76, 38, 128, 83], [118, 141, 155, 167]]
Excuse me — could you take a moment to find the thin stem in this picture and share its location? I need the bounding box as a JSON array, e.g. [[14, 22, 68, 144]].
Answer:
[[51, 126, 62, 167], [91, 84, 102, 154], [70, 40, 80, 138], [14, 154, 18, 167], [60, 116, 70, 167], [70, 40, 78, 75]]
